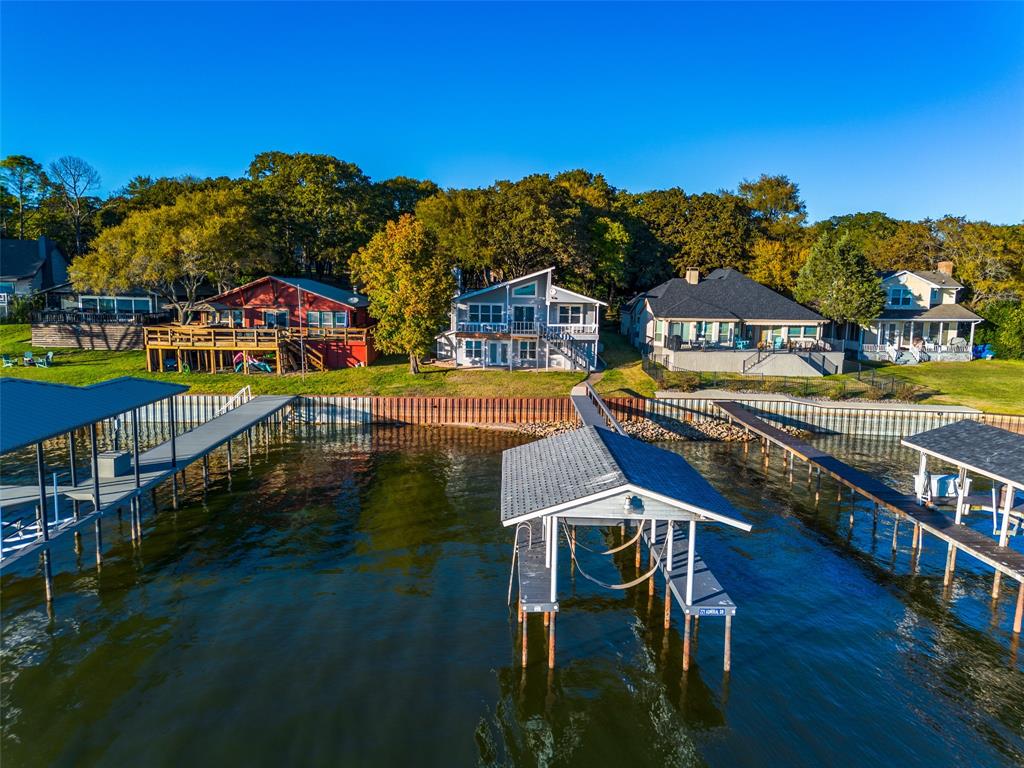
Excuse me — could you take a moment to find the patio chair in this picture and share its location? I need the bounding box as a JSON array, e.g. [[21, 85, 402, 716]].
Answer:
[[34, 351, 54, 368], [22, 351, 34, 366], [2, 354, 14, 367]]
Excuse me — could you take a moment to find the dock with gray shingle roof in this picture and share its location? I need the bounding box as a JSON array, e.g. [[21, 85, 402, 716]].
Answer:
[[505, 383, 749, 672]]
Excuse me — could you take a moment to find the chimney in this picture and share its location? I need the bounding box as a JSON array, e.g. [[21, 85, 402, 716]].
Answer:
[[685, 268, 700, 285], [936, 260, 954, 277]]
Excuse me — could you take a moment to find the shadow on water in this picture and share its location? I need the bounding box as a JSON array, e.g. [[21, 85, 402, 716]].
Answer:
[[1, 426, 1022, 767]]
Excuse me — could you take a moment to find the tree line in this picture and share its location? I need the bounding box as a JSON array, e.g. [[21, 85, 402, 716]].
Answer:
[[2, 151, 1022, 363]]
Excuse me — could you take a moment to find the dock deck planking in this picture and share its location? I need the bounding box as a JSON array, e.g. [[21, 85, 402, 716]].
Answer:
[[516, 524, 557, 613], [0, 395, 296, 568], [643, 521, 737, 617], [714, 401, 1024, 583]]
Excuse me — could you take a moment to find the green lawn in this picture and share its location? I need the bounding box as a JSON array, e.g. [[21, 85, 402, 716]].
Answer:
[[3, 323, 1020, 411], [866, 359, 1024, 414], [0, 324, 584, 397]]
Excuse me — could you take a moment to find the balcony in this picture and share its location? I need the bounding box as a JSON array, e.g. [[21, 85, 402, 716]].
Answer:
[[144, 324, 370, 350], [456, 321, 509, 334], [546, 323, 598, 336]]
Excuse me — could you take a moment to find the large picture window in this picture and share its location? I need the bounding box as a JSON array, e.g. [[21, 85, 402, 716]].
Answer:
[[468, 304, 504, 324]]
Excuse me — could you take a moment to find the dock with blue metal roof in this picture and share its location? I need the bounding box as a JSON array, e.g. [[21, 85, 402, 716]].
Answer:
[[0, 379, 296, 603]]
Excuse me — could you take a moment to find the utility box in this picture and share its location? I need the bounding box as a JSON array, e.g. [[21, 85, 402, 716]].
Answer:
[[98, 451, 131, 478]]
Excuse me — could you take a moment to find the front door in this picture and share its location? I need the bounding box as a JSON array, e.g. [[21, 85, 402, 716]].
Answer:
[[488, 341, 508, 366]]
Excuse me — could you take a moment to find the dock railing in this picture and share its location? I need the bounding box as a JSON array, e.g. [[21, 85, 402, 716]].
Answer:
[[214, 385, 253, 417]]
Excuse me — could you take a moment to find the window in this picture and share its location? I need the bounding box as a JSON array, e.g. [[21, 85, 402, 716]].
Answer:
[[231, 310, 243, 326], [804, 326, 817, 336], [695, 321, 708, 337], [264, 310, 288, 328], [80, 297, 99, 310], [334, 311, 349, 327], [518, 341, 537, 360], [98, 297, 115, 312], [654, 320, 664, 342], [0, 282, 15, 295], [307, 310, 320, 327], [468, 304, 504, 324], [558, 305, 583, 325], [930, 288, 941, 306], [512, 282, 536, 296], [465, 339, 483, 359], [718, 323, 731, 343], [888, 286, 913, 307]]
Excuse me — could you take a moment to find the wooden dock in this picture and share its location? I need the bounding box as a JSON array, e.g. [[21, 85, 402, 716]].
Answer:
[[1, 395, 295, 568], [714, 400, 1024, 632]]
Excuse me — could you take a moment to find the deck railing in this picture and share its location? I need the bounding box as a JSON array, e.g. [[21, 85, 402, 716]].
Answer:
[[456, 321, 509, 334], [33, 310, 173, 326], [144, 324, 369, 348]]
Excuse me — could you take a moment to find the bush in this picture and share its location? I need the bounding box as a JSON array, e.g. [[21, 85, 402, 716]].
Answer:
[[665, 371, 700, 391], [976, 300, 1024, 359], [0, 294, 43, 324]]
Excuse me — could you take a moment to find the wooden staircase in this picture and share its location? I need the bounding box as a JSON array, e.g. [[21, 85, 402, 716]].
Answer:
[[280, 338, 326, 372]]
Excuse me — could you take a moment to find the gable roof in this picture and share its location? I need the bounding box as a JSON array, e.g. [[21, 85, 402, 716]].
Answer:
[[882, 270, 964, 290], [500, 426, 750, 529], [878, 304, 982, 322], [456, 267, 605, 305], [210, 276, 369, 308], [902, 420, 1024, 489], [0, 237, 67, 282], [640, 268, 824, 323]]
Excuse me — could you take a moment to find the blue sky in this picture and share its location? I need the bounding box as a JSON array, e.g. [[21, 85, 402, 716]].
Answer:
[[2, 2, 1022, 223]]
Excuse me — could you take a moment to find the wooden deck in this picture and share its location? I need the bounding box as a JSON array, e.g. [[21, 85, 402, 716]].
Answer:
[[714, 400, 1024, 583], [644, 521, 736, 617], [0, 396, 296, 568], [516, 524, 558, 613], [144, 325, 369, 349]]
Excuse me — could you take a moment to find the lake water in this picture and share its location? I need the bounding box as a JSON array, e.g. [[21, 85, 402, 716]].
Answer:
[[2, 425, 1022, 767]]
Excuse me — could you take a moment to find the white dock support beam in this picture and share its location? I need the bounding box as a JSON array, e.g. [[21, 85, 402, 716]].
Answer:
[[686, 519, 696, 606], [549, 515, 558, 604]]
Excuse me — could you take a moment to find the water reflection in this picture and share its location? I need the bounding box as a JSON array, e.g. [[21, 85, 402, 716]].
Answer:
[[0, 427, 1021, 768]]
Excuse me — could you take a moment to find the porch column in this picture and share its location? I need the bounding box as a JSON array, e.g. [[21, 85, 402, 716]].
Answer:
[[916, 453, 928, 502], [549, 516, 559, 604], [35, 443, 49, 541], [938, 322, 945, 348], [998, 485, 1014, 548], [968, 322, 976, 350]]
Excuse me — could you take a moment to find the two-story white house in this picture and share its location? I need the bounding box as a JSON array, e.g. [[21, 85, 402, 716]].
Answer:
[[826, 261, 983, 363], [435, 267, 605, 371]]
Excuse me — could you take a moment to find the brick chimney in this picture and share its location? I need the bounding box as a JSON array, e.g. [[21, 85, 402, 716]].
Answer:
[[685, 268, 700, 285], [936, 260, 954, 277]]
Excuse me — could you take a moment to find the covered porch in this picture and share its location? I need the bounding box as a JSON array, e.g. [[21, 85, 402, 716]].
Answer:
[[858, 306, 982, 363]]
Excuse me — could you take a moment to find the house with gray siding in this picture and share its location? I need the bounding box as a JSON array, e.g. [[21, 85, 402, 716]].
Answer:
[[435, 267, 605, 371]]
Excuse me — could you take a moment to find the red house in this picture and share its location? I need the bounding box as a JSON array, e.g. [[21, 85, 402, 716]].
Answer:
[[205, 276, 378, 368]]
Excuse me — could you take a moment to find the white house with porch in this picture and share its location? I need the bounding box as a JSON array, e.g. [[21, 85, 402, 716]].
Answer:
[[824, 262, 983, 364], [435, 267, 605, 371]]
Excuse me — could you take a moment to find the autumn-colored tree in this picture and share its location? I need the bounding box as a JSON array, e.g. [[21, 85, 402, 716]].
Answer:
[[71, 187, 262, 321], [748, 237, 809, 294], [349, 215, 455, 373]]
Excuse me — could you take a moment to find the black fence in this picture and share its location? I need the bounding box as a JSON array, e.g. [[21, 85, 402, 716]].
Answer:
[[642, 354, 915, 400], [31, 310, 173, 326]]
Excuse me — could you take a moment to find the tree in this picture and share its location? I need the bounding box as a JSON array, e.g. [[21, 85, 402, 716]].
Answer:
[[795, 231, 884, 325], [349, 215, 455, 373], [933, 217, 1024, 306], [71, 187, 262, 321], [1, 155, 45, 238], [415, 187, 495, 289], [47, 156, 101, 255], [375, 176, 439, 219], [739, 174, 806, 227], [748, 237, 809, 294], [247, 151, 378, 279]]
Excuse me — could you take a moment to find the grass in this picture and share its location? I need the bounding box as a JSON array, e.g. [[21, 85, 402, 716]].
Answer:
[[0, 324, 584, 397], [3, 323, 1019, 411], [865, 359, 1024, 414], [592, 330, 658, 398]]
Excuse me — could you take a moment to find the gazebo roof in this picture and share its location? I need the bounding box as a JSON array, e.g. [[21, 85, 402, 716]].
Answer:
[[901, 420, 1024, 489], [500, 426, 750, 529]]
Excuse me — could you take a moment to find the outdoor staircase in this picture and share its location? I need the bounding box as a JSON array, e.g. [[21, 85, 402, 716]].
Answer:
[[280, 338, 326, 372], [541, 323, 592, 372], [886, 344, 918, 365]]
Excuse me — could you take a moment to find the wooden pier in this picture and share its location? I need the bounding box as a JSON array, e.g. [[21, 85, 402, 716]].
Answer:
[[1, 391, 296, 571], [506, 382, 746, 672], [714, 400, 1024, 634]]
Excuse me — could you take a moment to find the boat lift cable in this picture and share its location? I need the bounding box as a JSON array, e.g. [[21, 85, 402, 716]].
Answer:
[[562, 520, 668, 591]]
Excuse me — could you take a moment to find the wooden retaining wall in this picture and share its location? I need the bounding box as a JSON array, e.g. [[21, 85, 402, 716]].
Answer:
[[137, 394, 1024, 438], [31, 322, 146, 351]]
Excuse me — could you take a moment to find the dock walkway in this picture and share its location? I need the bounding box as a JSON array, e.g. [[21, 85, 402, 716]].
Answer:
[[1, 395, 295, 567], [714, 400, 1024, 583]]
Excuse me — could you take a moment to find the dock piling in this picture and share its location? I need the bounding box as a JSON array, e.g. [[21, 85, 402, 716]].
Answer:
[[723, 614, 732, 672]]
